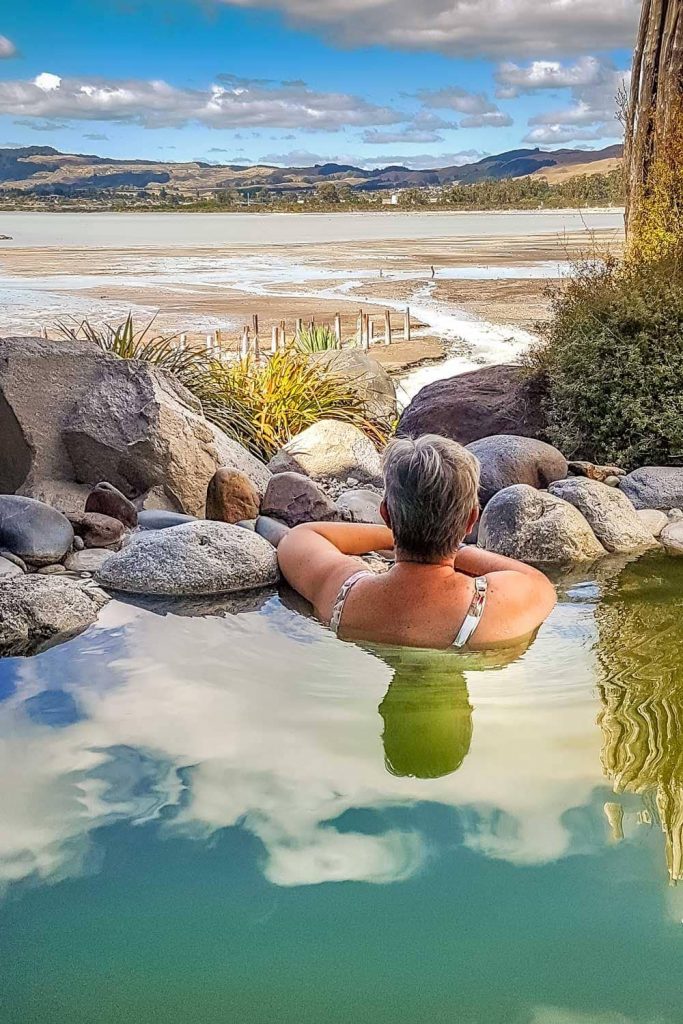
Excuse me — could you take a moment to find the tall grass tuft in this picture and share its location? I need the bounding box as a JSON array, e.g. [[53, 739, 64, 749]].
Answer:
[[294, 323, 340, 353]]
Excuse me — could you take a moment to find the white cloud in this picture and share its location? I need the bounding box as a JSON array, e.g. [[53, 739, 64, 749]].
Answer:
[[216, 0, 640, 58], [417, 86, 498, 116], [0, 71, 402, 131], [523, 124, 616, 144], [518, 59, 630, 145], [362, 111, 459, 145], [495, 56, 607, 98], [0, 35, 17, 59], [257, 148, 486, 169], [460, 111, 513, 129]]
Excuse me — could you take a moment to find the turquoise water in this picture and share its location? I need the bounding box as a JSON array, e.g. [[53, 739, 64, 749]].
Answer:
[[1, 553, 683, 1023]]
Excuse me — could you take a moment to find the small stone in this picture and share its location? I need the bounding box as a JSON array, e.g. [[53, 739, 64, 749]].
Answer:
[[235, 519, 257, 531], [567, 461, 626, 482], [636, 509, 669, 538], [85, 482, 138, 529], [604, 476, 621, 488], [0, 556, 23, 578], [206, 468, 260, 524], [64, 548, 113, 573], [669, 508, 683, 522], [346, 477, 359, 487], [67, 512, 126, 550], [37, 564, 67, 575], [336, 489, 384, 525], [660, 522, 683, 556], [0, 495, 74, 567], [255, 516, 291, 549], [137, 510, 197, 531], [73, 536, 85, 551], [261, 472, 338, 528], [0, 551, 27, 572]]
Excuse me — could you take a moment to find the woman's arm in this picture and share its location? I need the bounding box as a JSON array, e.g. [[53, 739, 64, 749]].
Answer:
[[455, 544, 548, 580], [277, 521, 393, 617]]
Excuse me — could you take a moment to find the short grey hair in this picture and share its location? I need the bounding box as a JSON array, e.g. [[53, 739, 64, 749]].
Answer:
[[382, 435, 480, 560]]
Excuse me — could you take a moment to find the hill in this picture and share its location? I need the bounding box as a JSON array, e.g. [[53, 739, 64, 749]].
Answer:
[[0, 144, 623, 197]]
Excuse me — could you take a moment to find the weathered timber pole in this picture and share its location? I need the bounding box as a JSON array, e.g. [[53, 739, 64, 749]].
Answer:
[[625, 0, 683, 238]]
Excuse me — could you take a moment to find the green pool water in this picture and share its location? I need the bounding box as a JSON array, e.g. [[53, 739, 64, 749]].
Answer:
[[2, 553, 683, 1024]]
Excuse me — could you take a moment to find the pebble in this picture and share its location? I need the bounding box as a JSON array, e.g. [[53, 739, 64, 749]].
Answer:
[[36, 564, 67, 575], [0, 556, 23, 578]]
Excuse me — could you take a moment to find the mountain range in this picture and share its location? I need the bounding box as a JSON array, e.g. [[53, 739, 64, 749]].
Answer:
[[0, 144, 623, 195]]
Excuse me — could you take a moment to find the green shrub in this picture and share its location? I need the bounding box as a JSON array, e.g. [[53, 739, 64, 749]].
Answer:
[[294, 323, 340, 353], [525, 253, 683, 469]]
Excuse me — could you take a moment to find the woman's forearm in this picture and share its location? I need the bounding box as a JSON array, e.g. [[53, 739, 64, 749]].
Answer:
[[455, 544, 547, 580], [292, 521, 394, 555]]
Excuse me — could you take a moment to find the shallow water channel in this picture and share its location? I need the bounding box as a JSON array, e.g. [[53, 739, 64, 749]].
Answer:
[[1, 551, 683, 1023]]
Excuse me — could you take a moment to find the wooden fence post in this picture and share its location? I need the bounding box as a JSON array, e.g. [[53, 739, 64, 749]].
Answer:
[[280, 320, 286, 350], [368, 318, 375, 346], [240, 326, 250, 359], [271, 325, 278, 354], [251, 314, 259, 350], [334, 313, 342, 346], [404, 307, 411, 341], [178, 333, 187, 352], [296, 317, 303, 341], [357, 310, 363, 347], [384, 309, 392, 345], [362, 313, 370, 351]]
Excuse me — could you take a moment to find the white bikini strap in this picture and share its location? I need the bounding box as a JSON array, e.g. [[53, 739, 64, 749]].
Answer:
[[330, 571, 373, 635], [452, 576, 488, 649]]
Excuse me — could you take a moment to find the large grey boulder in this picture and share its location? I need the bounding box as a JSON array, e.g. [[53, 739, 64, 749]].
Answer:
[[311, 350, 396, 421], [619, 467, 683, 511], [0, 575, 110, 657], [261, 472, 337, 528], [397, 364, 545, 446], [660, 522, 683, 556], [478, 484, 606, 565], [0, 495, 74, 567], [63, 359, 269, 516], [96, 520, 279, 596], [268, 420, 382, 485], [548, 478, 658, 554], [467, 434, 569, 507], [0, 335, 269, 516]]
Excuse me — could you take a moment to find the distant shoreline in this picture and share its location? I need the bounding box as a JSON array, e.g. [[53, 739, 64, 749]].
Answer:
[[0, 205, 625, 218]]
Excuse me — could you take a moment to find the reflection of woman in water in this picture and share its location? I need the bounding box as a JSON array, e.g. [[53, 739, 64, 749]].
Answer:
[[375, 644, 528, 780]]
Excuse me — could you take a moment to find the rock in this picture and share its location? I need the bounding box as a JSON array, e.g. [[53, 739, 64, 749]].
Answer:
[[336, 489, 384, 524], [548, 478, 658, 554], [261, 472, 338, 528], [567, 461, 626, 482], [660, 522, 683, 556], [0, 556, 23, 579], [0, 575, 110, 658], [604, 476, 621, 488], [235, 519, 256, 531], [396, 364, 545, 446], [73, 536, 85, 551], [670, 509, 683, 522], [255, 516, 291, 548], [137, 510, 197, 531], [85, 482, 137, 528], [636, 509, 669, 538], [206, 468, 260, 524], [62, 357, 270, 516], [18, 479, 91, 515], [0, 551, 27, 571], [0, 495, 74, 567], [268, 420, 382, 485], [466, 435, 569, 507], [0, 336, 270, 513], [478, 484, 606, 565], [619, 467, 683, 511], [311, 350, 397, 421], [67, 511, 126, 550], [133, 485, 183, 513], [96, 521, 279, 596], [64, 548, 113, 573], [36, 564, 68, 575]]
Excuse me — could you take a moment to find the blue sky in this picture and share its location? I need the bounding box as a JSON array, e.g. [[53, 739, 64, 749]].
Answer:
[[0, 0, 638, 168]]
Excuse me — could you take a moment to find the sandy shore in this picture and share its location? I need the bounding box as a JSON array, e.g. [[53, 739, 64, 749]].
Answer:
[[0, 225, 621, 374]]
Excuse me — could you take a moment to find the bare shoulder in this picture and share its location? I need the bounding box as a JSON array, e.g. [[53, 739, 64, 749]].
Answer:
[[475, 568, 557, 645]]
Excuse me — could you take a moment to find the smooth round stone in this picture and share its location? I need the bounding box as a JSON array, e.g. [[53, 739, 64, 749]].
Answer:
[[235, 519, 257, 531], [67, 511, 126, 549], [85, 482, 138, 529], [255, 516, 291, 549], [64, 548, 113, 573], [636, 509, 669, 537], [336, 489, 384, 524], [206, 468, 260, 524], [0, 555, 23, 578], [0, 495, 74, 567], [36, 564, 68, 575], [660, 522, 683, 555], [137, 510, 198, 530]]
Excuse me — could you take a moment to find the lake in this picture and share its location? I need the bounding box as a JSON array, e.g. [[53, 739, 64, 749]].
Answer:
[[1, 550, 683, 1024]]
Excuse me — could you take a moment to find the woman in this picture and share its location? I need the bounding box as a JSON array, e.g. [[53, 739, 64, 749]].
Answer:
[[277, 434, 557, 650]]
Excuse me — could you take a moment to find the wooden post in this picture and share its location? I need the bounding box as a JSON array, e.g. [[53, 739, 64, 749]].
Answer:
[[253, 326, 261, 360], [240, 326, 250, 359], [296, 317, 303, 341], [357, 309, 363, 347], [205, 333, 213, 355], [179, 333, 187, 352], [404, 307, 411, 341], [368, 318, 375, 346], [251, 314, 259, 350], [362, 313, 370, 352], [384, 309, 392, 346], [334, 313, 342, 346], [271, 325, 278, 354], [279, 320, 286, 350], [41, 326, 48, 340]]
